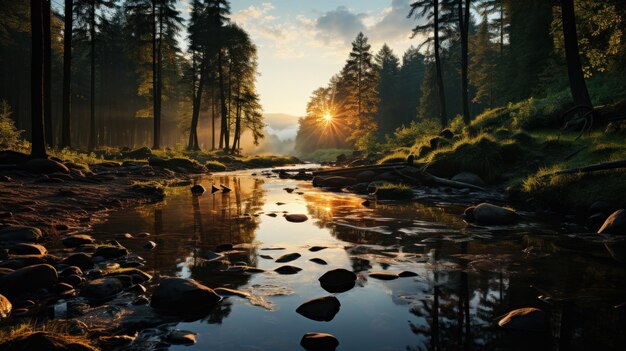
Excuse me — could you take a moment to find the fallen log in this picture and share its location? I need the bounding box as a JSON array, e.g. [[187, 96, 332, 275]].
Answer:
[[393, 167, 487, 192], [549, 159, 626, 176], [312, 162, 407, 178]]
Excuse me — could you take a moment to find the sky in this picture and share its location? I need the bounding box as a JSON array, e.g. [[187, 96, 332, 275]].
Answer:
[[193, 0, 421, 117]]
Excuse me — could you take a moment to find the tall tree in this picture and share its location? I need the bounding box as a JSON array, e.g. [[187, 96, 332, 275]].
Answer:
[[374, 44, 401, 139], [43, 0, 52, 146], [398, 46, 425, 125], [457, 0, 471, 124], [469, 13, 498, 108], [410, 0, 448, 127], [560, 0, 592, 108], [341, 32, 379, 145], [61, 0, 73, 148], [30, 0, 47, 157]]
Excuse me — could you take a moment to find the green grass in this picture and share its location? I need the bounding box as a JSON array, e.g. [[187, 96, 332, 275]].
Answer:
[[374, 183, 414, 200], [205, 160, 227, 171]]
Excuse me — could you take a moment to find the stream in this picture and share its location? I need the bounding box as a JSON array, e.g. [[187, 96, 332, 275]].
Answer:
[[56, 167, 626, 350]]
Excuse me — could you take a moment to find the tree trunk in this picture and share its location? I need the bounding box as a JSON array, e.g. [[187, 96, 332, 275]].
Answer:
[[218, 48, 229, 152], [30, 0, 47, 158], [87, 1, 96, 151], [188, 59, 206, 151], [231, 83, 241, 153], [459, 0, 471, 124], [151, 0, 160, 149], [43, 0, 52, 147], [560, 0, 592, 108], [61, 0, 73, 148], [211, 81, 216, 150], [433, 0, 448, 127]]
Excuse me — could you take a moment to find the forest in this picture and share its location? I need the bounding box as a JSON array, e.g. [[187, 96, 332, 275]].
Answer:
[[0, 1, 625, 351]]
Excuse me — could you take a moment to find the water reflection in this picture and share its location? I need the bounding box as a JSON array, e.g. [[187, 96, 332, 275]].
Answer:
[[90, 172, 626, 351]]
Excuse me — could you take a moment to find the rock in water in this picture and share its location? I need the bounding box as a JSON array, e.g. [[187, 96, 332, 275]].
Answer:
[[165, 330, 197, 345], [274, 265, 302, 275], [598, 209, 626, 235], [191, 184, 205, 195], [9, 243, 47, 256], [0, 293, 11, 319], [0, 264, 58, 298], [368, 272, 399, 280], [20, 158, 70, 174], [93, 245, 128, 259], [296, 296, 341, 322], [310, 258, 327, 265], [275, 253, 301, 263], [452, 172, 486, 187], [143, 241, 157, 250], [62, 253, 93, 270], [80, 277, 125, 300], [0, 332, 97, 351], [285, 214, 308, 223], [300, 332, 339, 351], [498, 307, 549, 332], [150, 277, 222, 315], [318, 269, 357, 293], [0, 226, 42, 243], [465, 203, 519, 225], [61, 234, 95, 247]]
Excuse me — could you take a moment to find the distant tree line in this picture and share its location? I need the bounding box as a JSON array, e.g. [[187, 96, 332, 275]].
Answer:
[[295, 0, 626, 154], [0, 0, 263, 157]]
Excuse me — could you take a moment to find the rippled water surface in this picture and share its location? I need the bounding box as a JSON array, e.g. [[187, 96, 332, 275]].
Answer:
[[89, 168, 626, 351]]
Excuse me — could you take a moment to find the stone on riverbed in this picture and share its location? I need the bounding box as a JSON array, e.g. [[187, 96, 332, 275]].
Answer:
[[598, 209, 626, 235], [62, 253, 93, 270], [0, 226, 42, 243], [464, 203, 519, 225], [274, 265, 302, 275], [8, 243, 47, 256], [275, 253, 301, 263], [93, 244, 128, 259], [165, 330, 197, 345], [191, 184, 205, 195], [61, 234, 95, 247], [0, 264, 58, 299], [452, 172, 486, 187], [150, 277, 222, 315], [300, 332, 339, 351], [369, 272, 399, 280], [285, 214, 308, 223], [498, 307, 549, 332], [296, 296, 341, 322], [318, 269, 357, 293], [81, 277, 125, 300], [0, 293, 11, 319]]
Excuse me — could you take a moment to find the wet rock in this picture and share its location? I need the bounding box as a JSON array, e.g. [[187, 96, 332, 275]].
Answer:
[[133, 296, 150, 305], [274, 265, 302, 275], [215, 243, 233, 252], [53, 282, 76, 296], [62, 274, 84, 288], [587, 212, 609, 230], [451, 172, 486, 187], [81, 277, 124, 300], [498, 307, 549, 332], [60, 266, 83, 277], [375, 186, 413, 201], [166, 158, 207, 173], [206, 251, 226, 261], [309, 246, 327, 252], [123, 146, 153, 159], [136, 232, 151, 238], [318, 269, 357, 293], [107, 268, 152, 283], [0, 254, 50, 270], [20, 158, 70, 174], [150, 277, 222, 315], [276, 253, 301, 263], [0, 293, 11, 319], [165, 330, 197, 345], [0, 264, 58, 298], [9, 243, 47, 256], [598, 209, 626, 235], [61, 234, 95, 248], [312, 176, 357, 189], [62, 253, 93, 270], [115, 233, 133, 240], [93, 244, 128, 259], [191, 184, 205, 195], [310, 258, 328, 265], [464, 203, 519, 225], [99, 335, 135, 348], [259, 254, 273, 260], [296, 296, 341, 322], [0, 332, 97, 351], [148, 156, 168, 167], [143, 241, 157, 250], [0, 268, 12, 277], [398, 271, 418, 278], [285, 214, 309, 223], [369, 272, 399, 280], [300, 332, 339, 351], [0, 226, 42, 243]]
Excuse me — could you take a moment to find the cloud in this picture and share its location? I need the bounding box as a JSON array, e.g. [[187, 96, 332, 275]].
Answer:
[[369, 0, 415, 44], [314, 6, 367, 46]]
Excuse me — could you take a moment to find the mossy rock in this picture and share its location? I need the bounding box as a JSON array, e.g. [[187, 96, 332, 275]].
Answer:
[[122, 147, 152, 160], [439, 129, 454, 139], [205, 161, 227, 172]]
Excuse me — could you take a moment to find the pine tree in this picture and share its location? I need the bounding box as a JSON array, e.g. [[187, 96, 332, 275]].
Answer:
[[398, 46, 426, 126], [30, 0, 47, 157], [61, 0, 73, 148], [374, 44, 401, 139], [469, 13, 498, 108]]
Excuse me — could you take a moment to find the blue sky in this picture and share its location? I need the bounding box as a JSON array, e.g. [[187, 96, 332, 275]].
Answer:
[[220, 0, 420, 116]]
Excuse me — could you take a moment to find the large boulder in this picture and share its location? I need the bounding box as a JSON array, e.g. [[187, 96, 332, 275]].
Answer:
[[20, 158, 69, 174], [451, 172, 486, 187], [165, 158, 207, 173], [150, 277, 222, 315], [0, 293, 11, 319], [0, 226, 42, 243], [296, 296, 341, 322], [81, 277, 125, 300], [8, 243, 47, 256], [464, 203, 519, 225], [122, 146, 152, 159], [0, 332, 98, 351], [62, 253, 94, 270], [0, 264, 58, 298], [598, 209, 626, 236]]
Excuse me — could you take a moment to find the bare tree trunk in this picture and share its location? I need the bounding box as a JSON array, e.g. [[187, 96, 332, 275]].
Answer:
[[218, 48, 229, 152], [61, 0, 73, 148], [87, 1, 96, 151], [188, 59, 205, 151], [459, 0, 471, 124], [560, 0, 592, 108], [231, 82, 241, 153], [31, 0, 47, 158], [151, 0, 161, 149], [211, 81, 215, 150], [434, 0, 448, 127], [43, 0, 52, 147]]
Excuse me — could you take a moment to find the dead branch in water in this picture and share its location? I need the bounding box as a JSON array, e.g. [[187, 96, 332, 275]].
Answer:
[[393, 167, 486, 192]]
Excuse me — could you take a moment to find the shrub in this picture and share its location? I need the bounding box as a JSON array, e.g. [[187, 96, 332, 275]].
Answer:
[[386, 119, 440, 149], [0, 100, 24, 150]]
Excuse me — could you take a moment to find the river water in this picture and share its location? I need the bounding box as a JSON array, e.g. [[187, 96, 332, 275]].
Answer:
[[88, 168, 626, 351]]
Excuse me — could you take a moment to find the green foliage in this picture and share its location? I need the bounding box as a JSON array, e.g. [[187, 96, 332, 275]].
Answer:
[[0, 100, 24, 150], [354, 130, 382, 153], [378, 149, 410, 164], [386, 119, 440, 149]]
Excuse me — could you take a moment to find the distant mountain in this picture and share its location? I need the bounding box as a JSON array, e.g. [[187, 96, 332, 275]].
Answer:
[[263, 113, 301, 140]]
